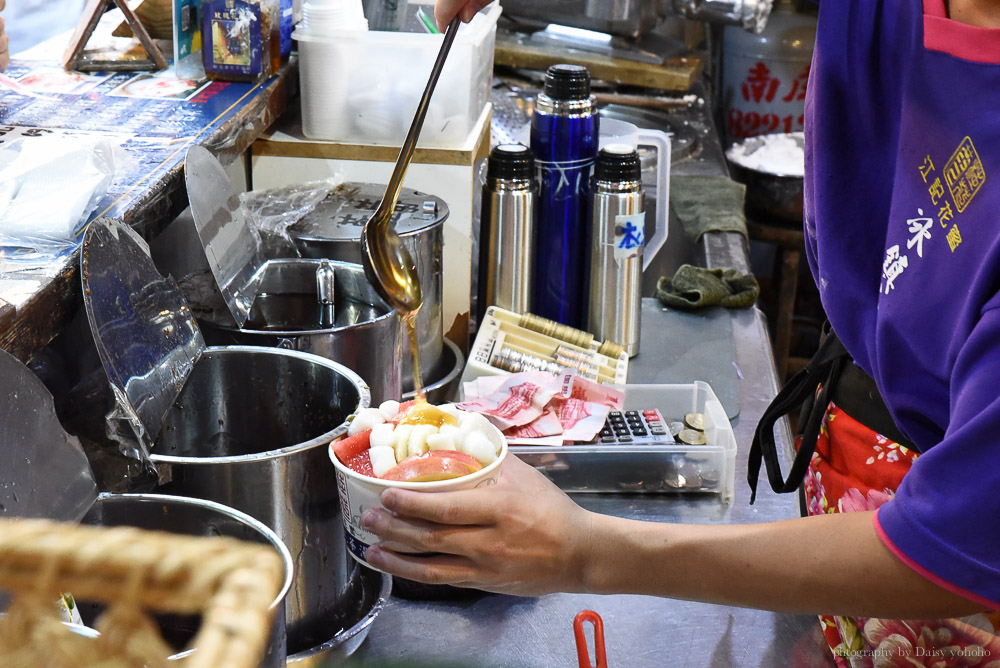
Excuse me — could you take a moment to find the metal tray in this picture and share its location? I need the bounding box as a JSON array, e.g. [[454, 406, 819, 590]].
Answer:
[[288, 567, 392, 666]]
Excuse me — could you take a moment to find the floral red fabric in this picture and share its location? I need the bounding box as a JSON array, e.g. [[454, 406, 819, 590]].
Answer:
[[802, 402, 1000, 667]]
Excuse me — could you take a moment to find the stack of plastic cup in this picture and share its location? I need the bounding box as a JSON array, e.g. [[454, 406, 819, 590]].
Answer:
[[294, 0, 366, 138], [299, 0, 368, 32]]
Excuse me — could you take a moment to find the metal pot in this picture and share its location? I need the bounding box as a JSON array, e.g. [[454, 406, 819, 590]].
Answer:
[[729, 160, 804, 223], [181, 148, 403, 401], [149, 346, 372, 660], [79, 492, 294, 667], [194, 258, 402, 404], [287, 182, 447, 391], [727, 132, 805, 224], [82, 217, 381, 664]]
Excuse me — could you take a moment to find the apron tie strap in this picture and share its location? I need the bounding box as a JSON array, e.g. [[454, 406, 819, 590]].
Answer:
[[748, 326, 849, 504]]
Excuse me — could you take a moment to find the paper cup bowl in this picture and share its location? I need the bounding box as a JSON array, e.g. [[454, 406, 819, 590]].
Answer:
[[330, 424, 508, 569]]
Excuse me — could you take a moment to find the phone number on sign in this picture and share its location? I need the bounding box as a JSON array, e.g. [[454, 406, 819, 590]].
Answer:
[[728, 110, 805, 140]]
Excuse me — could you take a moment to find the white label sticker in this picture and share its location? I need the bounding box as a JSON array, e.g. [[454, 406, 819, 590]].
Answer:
[[613, 211, 646, 261]]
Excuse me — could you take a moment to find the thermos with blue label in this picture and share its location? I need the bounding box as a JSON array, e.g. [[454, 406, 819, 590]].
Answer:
[[530, 63, 599, 328], [586, 145, 645, 357]]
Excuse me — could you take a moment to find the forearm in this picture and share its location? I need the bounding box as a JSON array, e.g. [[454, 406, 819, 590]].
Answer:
[[582, 510, 984, 618], [365, 458, 992, 612]]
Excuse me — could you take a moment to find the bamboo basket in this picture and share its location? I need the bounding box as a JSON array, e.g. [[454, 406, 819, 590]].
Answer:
[[0, 517, 286, 668]]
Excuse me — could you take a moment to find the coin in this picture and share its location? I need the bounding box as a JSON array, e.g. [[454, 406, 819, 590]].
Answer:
[[684, 412, 706, 431], [663, 473, 686, 489], [679, 462, 702, 489], [678, 428, 707, 445], [700, 468, 721, 486], [668, 420, 686, 437]]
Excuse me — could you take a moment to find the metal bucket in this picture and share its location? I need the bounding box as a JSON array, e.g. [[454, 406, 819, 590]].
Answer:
[[148, 346, 372, 660], [194, 258, 402, 404], [288, 182, 447, 392], [79, 492, 294, 667]]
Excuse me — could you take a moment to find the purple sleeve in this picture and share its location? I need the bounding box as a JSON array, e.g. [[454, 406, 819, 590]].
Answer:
[[875, 306, 1000, 609]]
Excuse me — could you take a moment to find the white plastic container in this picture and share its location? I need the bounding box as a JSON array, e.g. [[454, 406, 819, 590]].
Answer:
[[461, 305, 630, 387], [295, 2, 500, 147], [514, 382, 738, 504]]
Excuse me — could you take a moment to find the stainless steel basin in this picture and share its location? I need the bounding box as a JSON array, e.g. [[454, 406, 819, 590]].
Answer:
[[79, 492, 295, 667], [149, 346, 372, 659]]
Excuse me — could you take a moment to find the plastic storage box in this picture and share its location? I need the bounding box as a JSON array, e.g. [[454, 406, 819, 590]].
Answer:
[[294, 2, 500, 147], [513, 382, 738, 504]]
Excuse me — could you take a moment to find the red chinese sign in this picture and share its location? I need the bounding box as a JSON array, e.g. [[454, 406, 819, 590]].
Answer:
[[728, 62, 811, 140]]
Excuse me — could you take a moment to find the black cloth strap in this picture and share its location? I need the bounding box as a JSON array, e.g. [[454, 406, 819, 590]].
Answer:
[[748, 325, 915, 504], [748, 326, 849, 504]]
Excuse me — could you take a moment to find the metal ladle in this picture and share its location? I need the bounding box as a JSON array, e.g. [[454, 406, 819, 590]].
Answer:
[[360, 16, 462, 316]]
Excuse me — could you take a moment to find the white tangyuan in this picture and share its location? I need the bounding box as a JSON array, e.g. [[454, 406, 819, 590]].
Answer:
[[348, 407, 386, 436]]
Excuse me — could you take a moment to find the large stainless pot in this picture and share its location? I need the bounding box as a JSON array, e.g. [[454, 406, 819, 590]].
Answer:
[[148, 346, 371, 660], [82, 217, 380, 664], [288, 182, 447, 393], [79, 492, 294, 667], [194, 258, 402, 404]]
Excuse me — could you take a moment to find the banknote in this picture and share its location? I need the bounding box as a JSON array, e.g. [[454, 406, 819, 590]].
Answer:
[[456, 371, 562, 430], [559, 372, 625, 409], [505, 409, 564, 439], [549, 396, 612, 443]]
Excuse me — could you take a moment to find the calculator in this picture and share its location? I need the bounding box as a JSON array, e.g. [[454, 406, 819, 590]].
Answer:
[[592, 409, 676, 445]]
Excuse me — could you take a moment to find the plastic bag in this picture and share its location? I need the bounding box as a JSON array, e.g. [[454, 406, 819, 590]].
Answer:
[[238, 176, 343, 257], [0, 135, 120, 251]]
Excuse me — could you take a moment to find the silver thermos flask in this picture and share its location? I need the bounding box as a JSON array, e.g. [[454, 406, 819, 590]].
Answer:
[[586, 145, 645, 357], [478, 144, 537, 322]]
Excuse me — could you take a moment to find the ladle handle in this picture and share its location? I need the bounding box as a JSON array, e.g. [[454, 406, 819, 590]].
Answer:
[[375, 16, 462, 224]]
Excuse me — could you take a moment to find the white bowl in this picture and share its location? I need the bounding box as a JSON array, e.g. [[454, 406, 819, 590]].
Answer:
[[329, 420, 508, 570]]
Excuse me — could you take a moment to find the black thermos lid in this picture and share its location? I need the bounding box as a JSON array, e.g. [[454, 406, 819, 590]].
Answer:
[[543, 64, 592, 101], [594, 145, 641, 183], [487, 144, 535, 181]]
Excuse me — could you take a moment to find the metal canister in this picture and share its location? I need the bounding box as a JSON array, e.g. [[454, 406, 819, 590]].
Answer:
[[478, 143, 537, 323], [530, 63, 599, 328], [288, 183, 447, 392], [586, 145, 644, 357], [672, 0, 772, 33], [191, 259, 402, 404], [721, 0, 816, 144]]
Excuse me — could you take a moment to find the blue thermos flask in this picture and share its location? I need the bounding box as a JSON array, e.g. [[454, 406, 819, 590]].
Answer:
[[530, 64, 599, 328]]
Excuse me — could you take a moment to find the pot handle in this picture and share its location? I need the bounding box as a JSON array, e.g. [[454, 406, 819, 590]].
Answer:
[[276, 337, 295, 350], [635, 128, 671, 273], [155, 461, 173, 485]]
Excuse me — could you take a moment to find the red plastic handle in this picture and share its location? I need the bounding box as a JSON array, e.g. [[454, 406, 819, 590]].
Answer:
[[573, 610, 608, 668]]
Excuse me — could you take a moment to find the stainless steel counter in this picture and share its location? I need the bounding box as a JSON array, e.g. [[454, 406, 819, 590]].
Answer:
[[349, 86, 835, 667], [351, 303, 833, 667]]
